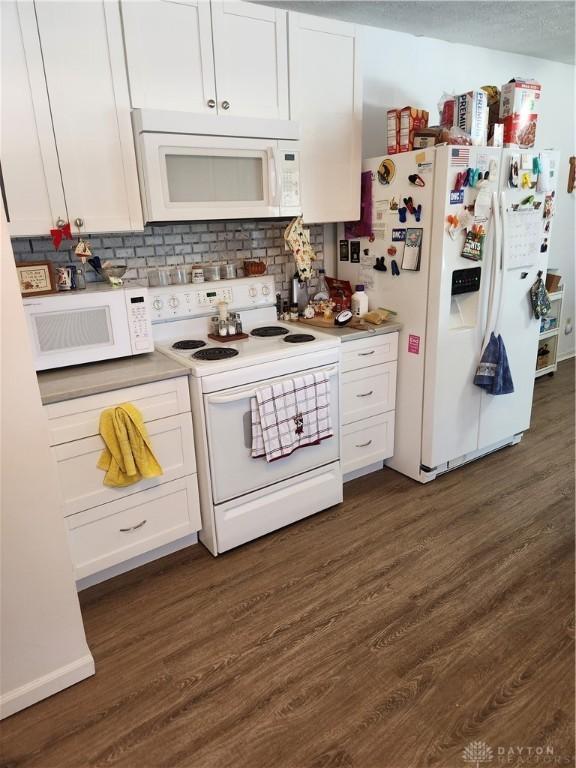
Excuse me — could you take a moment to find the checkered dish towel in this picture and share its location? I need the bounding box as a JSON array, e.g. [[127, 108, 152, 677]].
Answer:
[[251, 371, 333, 462]]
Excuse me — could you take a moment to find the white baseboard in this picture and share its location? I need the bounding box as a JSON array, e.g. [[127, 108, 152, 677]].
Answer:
[[343, 461, 384, 483], [0, 653, 95, 720], [76, 532, 198, 590], [558, 350, 575, 362]]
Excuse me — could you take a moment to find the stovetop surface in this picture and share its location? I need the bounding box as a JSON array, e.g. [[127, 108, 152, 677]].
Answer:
[[156, 322, 341, 377]]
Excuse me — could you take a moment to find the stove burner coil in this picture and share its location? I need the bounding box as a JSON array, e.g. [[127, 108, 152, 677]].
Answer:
[[192, 347, 239, 361], [172, 340, 206, 350], [283, 333, 316, 344], [250, 326, 290, 338]]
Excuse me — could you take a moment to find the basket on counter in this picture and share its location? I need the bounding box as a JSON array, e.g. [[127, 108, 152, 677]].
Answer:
[[243, 260, 267, 276]]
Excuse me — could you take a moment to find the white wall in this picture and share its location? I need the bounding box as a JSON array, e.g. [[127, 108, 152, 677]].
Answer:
[[360, 25, 575, 358], [0, 213, 94, 719]]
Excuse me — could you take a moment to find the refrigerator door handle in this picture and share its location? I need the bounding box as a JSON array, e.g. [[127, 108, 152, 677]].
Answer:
[[481, 191, 501, 350], [493, 191, 508, 335]]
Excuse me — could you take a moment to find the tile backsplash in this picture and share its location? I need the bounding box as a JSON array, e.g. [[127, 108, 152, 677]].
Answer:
[[11, 219, 324, 302]]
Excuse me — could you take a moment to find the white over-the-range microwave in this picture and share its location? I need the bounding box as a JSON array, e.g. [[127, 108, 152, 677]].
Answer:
[[23, 284, 154, 371], [132, 109, 301, 222]]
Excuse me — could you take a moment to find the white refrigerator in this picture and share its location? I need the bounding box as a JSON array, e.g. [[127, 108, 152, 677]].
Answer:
[[339, 145, 559, 482]]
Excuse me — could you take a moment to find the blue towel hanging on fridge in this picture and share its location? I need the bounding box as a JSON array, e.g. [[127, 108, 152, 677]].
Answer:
[[474, 332, 514, 395]]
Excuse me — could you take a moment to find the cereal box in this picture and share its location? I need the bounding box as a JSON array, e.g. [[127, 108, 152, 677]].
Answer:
[[398, 107, 429, 153], [387, 109, 399, 154], [499, 78, 541, 148], [453, 91, 488, 146]]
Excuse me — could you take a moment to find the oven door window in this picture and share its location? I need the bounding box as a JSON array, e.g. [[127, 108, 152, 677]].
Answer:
[[203, 369, 340, 504]]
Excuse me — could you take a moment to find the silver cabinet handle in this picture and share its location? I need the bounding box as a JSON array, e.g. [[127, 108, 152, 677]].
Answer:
[[74, 217, 84, 228], [55, 217, 66, 228], [221, 100, 230, 110], [207, 99, 216, 108], [356, 440, 373, 448], [356, 390, 373, 397], [119, 519, 147, 533], [358, 350, 375, 356]]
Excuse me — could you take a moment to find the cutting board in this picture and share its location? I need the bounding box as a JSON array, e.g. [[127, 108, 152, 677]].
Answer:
[[298, 316, 369, 330]]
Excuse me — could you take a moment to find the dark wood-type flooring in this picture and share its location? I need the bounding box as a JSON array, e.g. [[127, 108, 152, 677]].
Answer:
[[2, 362, 574, 768]]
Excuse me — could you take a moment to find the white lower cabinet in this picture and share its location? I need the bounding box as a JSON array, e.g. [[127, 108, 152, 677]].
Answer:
[[342, 413, 395, 476], [47, 377, 201, 581], [341, 333, 398, 479], [54, 413, 196, 517], [68, 475, 200, 579]]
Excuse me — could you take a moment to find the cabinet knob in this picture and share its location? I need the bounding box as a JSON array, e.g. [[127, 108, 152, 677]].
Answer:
[[74, 217, 84, 228], [207, 99, 216, 109], [55, 217, 66, 228], [221, 100, 230, 110]]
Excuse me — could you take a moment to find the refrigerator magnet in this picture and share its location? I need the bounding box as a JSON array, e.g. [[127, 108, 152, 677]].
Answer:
[[377, 158, 396, 185], [402, 228, 423, 271], [350, 241, 361, 263], [339, 240, 350, 261], [392, 228, 406, 242]]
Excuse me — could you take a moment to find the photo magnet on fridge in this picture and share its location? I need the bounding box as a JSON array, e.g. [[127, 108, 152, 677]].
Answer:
[[350, 241, 361, 263], [402, 228, 423, 271], [392, 228, 406, 241], [339, 240, 350, 261]]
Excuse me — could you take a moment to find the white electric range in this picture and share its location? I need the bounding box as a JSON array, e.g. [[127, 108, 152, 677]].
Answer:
[[152, 276, 343, 555]]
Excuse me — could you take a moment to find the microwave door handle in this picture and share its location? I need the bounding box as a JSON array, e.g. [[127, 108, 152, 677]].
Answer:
[[267, 147, 279, 206], [206, 366, 339, 404]]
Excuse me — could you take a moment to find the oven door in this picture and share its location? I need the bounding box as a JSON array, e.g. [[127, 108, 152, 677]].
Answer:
[[204, 364, 340, 503], [23, 292, 132, 370], [139, 132, 281, 221]]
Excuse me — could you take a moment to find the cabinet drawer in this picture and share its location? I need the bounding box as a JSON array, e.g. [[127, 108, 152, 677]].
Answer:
[[342, 362, 396, 424], [67, 475, 201, 579], [341, 333, 398, 373], [342, 412, 395, 475], [45, 376, 191, 446], [54, 413, 196, 516]]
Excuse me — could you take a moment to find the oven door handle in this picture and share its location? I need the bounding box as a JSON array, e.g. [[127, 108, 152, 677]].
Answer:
[[206, 366, 339, 404]]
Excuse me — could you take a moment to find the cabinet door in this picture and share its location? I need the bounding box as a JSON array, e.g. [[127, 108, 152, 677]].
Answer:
[[211, 1, 288, 119], [288, 14, 361, 223], [1, 1, 66, 236], [34, 1, 143, 233], [121, 0, 216, 114]]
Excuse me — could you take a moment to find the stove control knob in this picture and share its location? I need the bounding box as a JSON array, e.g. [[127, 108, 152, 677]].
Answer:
[[152, 298, 163, 311], [261, 284, 271, 296], [168, 296, 179, 308], [249, 285, 258, 298]]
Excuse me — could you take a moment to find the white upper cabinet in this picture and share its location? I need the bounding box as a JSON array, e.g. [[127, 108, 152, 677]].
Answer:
[[121, 0, 289, 120], [1, 2, 66, 236], [121, 0, 216, 114], [210, 2, 288, 119], [33, 2, 142, 233], [288, 14, 361, 223]]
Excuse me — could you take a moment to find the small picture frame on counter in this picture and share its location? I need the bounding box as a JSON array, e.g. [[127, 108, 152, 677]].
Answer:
[[15, 261, 55, 296]]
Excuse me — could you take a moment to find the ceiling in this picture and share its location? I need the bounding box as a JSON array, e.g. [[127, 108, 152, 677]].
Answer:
[[253, 1, 575, 65]]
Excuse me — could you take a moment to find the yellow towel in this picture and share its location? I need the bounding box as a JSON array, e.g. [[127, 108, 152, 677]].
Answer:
[[97, 403, 163, 487]]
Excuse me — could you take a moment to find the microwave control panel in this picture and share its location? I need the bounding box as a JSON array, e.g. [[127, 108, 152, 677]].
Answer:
[[279, 150, 300, 208], [125, 290, 154, 352]]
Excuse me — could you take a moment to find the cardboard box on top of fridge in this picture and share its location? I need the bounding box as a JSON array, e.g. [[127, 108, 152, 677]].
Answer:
[[453, 91, 488, 146], [387, 107, 429, 154], [499, 78, 541, 148]]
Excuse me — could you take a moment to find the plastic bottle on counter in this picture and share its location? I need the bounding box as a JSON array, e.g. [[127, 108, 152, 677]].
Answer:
[[313, 268, 329, 301], [351, 285, 368, 317]]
